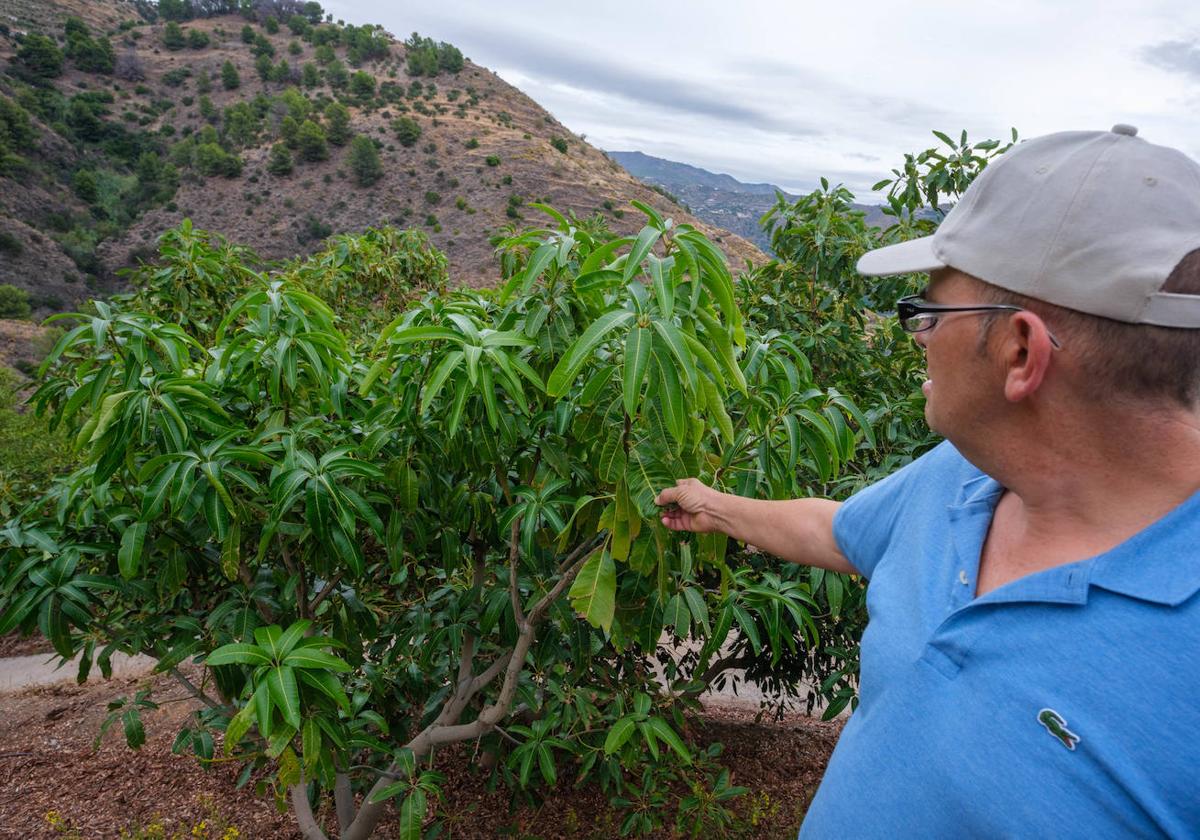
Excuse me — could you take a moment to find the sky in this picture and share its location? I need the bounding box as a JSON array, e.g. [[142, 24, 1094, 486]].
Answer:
[[321, 0, 1200, 198]]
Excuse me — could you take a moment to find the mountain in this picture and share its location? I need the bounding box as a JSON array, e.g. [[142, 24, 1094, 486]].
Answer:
[[0, 0, 764, 327], [607, 150, 894, 253]]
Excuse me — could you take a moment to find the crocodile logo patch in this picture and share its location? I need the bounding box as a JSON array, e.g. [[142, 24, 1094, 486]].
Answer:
[[1037, 708, 1080, 751]]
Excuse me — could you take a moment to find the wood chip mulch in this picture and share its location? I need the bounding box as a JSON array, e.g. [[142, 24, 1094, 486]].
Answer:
[[0, 664, 842, 839]]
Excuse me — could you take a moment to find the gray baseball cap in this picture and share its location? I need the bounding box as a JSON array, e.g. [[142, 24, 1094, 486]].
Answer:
[[856, 125, 1200, 327]]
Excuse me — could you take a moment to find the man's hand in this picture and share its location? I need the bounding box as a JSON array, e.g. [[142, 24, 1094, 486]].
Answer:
[[655, 479, 854, 574], [655, 478, 726, 533]]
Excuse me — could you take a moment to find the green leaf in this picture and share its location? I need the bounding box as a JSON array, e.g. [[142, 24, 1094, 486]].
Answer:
[[206, 643, 272, 667], [118, 522, 148, 580], [220, 520, 241, 581], [224, 700, 256, 755], [645, 717, 691, 764], [573, 268, 623, 294], [663, 593, 689, 638], [283, 648, 353, 672], [268, 666, 302, 731], [623, 226, 662, 282], [399, 788, 427, 840], [622, 326, 651, 417], [122, 708, 146, 750], [546, 310, 634, 396], [603, 715, 637, 756], [567, 549, 615, 634], [651, 320, 698, 392], [655, 353, 685, 446]]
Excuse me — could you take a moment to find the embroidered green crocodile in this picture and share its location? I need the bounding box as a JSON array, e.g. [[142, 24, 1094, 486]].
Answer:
[[1038, 708, 1080, 751]]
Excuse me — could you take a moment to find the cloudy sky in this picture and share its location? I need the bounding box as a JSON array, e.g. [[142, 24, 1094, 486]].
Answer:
[[322, 0, 1200, 198]]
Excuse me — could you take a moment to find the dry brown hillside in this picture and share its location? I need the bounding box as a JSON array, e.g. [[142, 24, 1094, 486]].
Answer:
[[0, 0, 763, 321]]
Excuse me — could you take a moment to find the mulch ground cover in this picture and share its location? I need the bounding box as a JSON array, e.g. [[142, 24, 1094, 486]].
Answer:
[[0, 650, 842, 839]]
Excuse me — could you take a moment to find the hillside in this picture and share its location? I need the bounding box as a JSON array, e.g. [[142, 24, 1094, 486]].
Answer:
[[0, 0, 764, 326], [608, 150, 894, 254]]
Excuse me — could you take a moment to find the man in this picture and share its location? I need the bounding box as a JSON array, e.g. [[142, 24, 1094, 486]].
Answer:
[[655, 125, 1200, 837]]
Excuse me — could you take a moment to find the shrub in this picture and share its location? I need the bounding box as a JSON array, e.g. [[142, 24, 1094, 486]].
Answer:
[[221, 59, 240, 89], [301, 61, 320, 88], [186, 28, 209, 49], [288, 40, 302, 55], [14, 34, 64, 79], [0, 284, 30, 318], [162, 21, 186, 50], [323, 101, 351, 145], [424, 190, 440, 205], [194, 142, 242, 177], [162, 66, 191, 87], [349, 70, 375, 98], [464, 137, 479, 149], [267, 142, 293, 175], [264, 16, 280, 34], [240, 24, 255, 44], [296, 119, 329, 161], [391, 115, 420, 147], [325, 59, 348, 89], [551, 136, 568, 154], [348, 135, 382, 186], [255, 53, 273, 81], [0, 231, 22, 256], [485, 154, 500, 166]]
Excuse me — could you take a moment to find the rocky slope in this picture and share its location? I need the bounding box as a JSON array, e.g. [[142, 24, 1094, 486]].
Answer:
[[0, 0, 763, 329]]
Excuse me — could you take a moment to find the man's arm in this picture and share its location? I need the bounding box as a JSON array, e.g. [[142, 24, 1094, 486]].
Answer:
[[654, 479, 856, 574]]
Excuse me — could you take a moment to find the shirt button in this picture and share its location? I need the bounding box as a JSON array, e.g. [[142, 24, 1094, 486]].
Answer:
[[958, 570, 970, 585]]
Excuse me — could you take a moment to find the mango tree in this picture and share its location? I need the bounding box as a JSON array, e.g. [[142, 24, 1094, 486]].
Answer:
[[0, 208, 869, 839]]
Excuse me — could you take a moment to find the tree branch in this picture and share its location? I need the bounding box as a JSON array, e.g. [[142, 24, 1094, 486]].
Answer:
[[170, 667, 228, 711], [335, 772, 355, 833], [308, 572, 343, 614], [507, 518, 525, 626], [290, 781, 330, 840]]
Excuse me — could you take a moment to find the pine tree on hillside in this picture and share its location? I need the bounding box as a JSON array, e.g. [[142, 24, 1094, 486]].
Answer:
[[221, 60, 240, 90], [348, 136, 382, 186], [267, 142, 293, 176], [324, 102, 351, 145], [296, 120, 329, 161]]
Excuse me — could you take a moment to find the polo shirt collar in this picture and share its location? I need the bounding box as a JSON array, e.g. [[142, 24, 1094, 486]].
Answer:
[[950, 467, 1200, 608], [1088, 487, 1200, 607]]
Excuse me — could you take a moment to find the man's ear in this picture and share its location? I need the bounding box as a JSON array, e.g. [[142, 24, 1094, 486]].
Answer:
[[1001, 311, 1055, 402]]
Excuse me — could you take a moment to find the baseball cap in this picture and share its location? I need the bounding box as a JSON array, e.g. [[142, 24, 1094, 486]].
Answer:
[[856, 125, 1200, 328]]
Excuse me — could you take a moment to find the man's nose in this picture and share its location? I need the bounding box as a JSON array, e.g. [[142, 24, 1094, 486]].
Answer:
[[912, 329, 930, 350]]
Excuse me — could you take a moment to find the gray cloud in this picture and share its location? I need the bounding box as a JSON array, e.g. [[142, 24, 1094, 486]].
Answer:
[[1141, 39, 1200, 79], [386, 15, 822, 137]]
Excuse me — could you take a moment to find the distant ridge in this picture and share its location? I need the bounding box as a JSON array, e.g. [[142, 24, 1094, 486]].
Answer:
[[607, 150, 892, 253]]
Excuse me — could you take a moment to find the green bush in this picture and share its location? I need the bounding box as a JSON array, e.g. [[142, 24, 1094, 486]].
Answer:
[[323, 101, 351, 145], [348, 135, 382, 186], [162, 21, 186, 50], [186, 28, 209, 49], [551, 136, 568, 154], [296, 119, 329, 161], [391, 115, 421, 147], [0, 365, 77, 510], [0, 284, 30, 318], [14, 34, 64, 79], [221, 60, 240, 90], [194, 142, 242, 177], [485, 154, 500, 166], [264, 16, 280, 34], [301, 62, 320, 88], [162, 67, 191, 87], [240, 24, 255, 44], [349, 70, 375, 98], [0, 231, 22, 256], [423, 190, 440, 205], [267, 142, 293, 175]]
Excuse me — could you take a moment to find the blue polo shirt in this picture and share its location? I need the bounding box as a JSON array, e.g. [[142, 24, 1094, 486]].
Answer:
[[799, 442, 1200, 838]]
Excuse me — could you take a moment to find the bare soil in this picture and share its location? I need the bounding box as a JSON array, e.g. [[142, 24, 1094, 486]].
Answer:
[[0, 665, 842, 839]]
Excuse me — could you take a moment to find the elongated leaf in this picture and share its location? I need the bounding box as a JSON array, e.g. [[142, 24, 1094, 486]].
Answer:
[[399, 788, 427, 840], [623, 226, 662, 282], [546, 310, 635, 396], [268, 666, 302, 731], [567, 549, 615, 634], [651, 320, 698, 392], [622, 326, 651, 417], [645, 717, 691, 764], [118, 522, 148, 580], [284, 648, 353, 672], [206, 643, 272, 667], [603, 715, 637, 756]]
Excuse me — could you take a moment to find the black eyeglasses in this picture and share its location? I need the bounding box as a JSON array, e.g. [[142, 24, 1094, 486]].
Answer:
[[895, 295, 1063, 349]]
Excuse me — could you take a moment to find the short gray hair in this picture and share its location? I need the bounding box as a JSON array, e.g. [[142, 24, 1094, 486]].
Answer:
[[975, 249, 1200, 409]]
